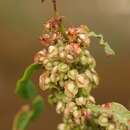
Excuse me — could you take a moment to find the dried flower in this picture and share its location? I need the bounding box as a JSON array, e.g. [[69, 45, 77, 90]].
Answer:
[[44, 16, 63, 31], [34, 49, 47, 63], [39, 72, 50, 91]]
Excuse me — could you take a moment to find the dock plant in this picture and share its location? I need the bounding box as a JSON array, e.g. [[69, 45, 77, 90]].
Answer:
[[12, 1, 130, 130]]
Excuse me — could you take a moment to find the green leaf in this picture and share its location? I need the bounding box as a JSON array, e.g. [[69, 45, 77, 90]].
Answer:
[[110, 102, 130, 128], [88, 31, 115, 56], [16, 80, 38, 100], [88, 102, 130, 128], [32, 96, 44, 119], [13, 105, 33, 130], [20, 64, 42, 81], [15, 64, 42, 100]]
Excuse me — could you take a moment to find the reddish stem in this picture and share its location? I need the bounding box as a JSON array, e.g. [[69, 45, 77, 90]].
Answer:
[[52, 0, 57, 15]]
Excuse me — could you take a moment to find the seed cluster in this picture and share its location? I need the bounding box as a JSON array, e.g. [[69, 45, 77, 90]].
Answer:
[[34, 16, 128, 130]]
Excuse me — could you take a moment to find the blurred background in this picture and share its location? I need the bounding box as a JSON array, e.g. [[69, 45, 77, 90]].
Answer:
[[0, 0, 130, 129]]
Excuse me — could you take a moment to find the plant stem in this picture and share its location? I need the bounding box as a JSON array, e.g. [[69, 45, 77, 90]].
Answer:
[[52, 0, 57, 15]]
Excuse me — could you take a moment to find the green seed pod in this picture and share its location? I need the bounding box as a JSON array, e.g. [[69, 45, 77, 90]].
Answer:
[[75, 97, 86, 106], [68, 69, 78, 80], [59, 51, 66, 59], [76, 74, 89, 88], [58, 63, 69, 72], [43, 58, 49, 65], [48, 46, 58, 58], [80, 55, 89, 66], [98, 115, 109, 127], [64, 81, 78, 98], [88, 57, 96, 69], [45, 62, 53, 70], [80, 85, 92, 97], [85, 70, 93, 81], [66, 54, 74, 63], [92, 74, 99, 86]]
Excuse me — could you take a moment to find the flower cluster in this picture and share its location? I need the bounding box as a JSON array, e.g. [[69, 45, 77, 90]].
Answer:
[[34, 16, 128, 130]]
